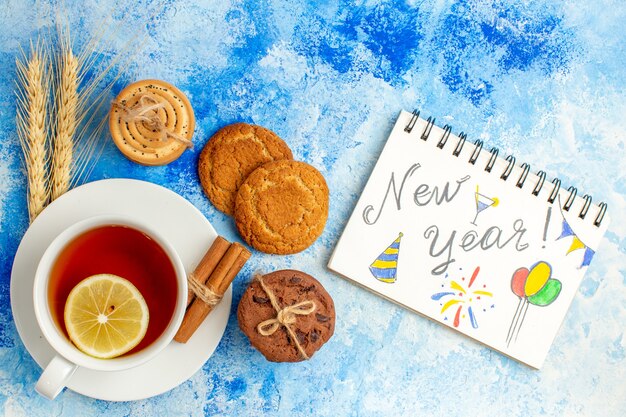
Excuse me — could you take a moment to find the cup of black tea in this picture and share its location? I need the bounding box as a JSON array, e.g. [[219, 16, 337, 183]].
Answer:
[[33, 215, 187, 399]]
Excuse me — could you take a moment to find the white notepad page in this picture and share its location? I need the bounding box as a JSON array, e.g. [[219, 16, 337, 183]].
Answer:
[[329, 110, 610, 368]]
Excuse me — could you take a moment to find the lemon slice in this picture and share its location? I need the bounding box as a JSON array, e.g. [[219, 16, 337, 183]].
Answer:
[[64, 274, 149, 359]]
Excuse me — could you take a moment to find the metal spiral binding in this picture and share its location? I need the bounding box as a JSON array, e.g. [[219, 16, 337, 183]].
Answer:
[[501, 155, 516, 180], [437, 125, 452, 148], [468, 140, 483, 164], [452, 133, 467, 156], [485, 147, 499, 172], [516, 163, 530, 188], [404, 110, 420, 133], [547, 178, 561, 203], [594, 202, 607, 226], [532, 171, 546, 196], [579, 194, 592, 219], [421, 117, 435, 141], [405, 110, 608, 226], [563, 186, 578, 211]]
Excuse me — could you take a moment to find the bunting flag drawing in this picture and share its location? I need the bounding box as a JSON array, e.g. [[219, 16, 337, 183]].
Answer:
[[369, 232, 403, 283], [556, 218, 595, 268]]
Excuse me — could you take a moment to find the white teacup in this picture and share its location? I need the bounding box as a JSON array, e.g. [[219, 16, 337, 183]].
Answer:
[[33, 215, 187, 400]]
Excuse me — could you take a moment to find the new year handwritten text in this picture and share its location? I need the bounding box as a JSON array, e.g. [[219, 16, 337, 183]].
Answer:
[[361, 162, 530, 275]]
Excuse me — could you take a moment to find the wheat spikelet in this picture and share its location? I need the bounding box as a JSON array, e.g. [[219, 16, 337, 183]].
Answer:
[[15, 42, 51, 222], [14, 5, 156, 221], [51, 42, 78, 201], [53, 9, 149, 190]]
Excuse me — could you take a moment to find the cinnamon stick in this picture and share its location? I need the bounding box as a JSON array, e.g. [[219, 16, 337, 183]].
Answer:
[[186, 236, 230, 307], [175, 243, 251, 343]]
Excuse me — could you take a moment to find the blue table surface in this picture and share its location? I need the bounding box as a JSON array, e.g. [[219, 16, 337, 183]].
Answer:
[[1, 1, 625, 416]]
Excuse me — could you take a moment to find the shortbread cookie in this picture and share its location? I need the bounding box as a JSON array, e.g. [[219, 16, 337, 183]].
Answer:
[[234, 160, 328, 254], [109, 79, 195, 166], [237, 270, 335, 362], [198, 123, 293, 215]]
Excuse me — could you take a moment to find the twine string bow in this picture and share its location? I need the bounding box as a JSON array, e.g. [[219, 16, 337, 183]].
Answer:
[[187, 272, 221, 306], [113, 93, 193, 148], [255, 274, 316, 360]]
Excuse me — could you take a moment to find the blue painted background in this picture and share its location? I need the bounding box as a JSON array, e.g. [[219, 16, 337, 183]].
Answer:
[[1, 0, 625, 415]]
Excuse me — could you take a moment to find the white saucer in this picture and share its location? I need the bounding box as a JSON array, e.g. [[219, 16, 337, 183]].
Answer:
[[10, 179, 231, 401]]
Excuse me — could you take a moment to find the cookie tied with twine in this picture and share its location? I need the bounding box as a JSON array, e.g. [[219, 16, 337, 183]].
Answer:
[[237, 270, 335, 362], [109, 79, 195, 166], [255, 274, 317, 359]]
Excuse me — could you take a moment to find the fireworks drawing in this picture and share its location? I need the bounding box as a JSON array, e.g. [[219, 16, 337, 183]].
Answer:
[[431, 266, 494, 329]]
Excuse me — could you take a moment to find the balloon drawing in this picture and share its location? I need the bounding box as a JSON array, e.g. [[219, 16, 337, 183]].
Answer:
[[471, 185, 499, 226], [506, 261, 562, 346], [431, 266, 494, 329], [369, 232, 403, 283]]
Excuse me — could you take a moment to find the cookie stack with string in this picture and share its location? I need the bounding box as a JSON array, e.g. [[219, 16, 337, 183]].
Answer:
[[198, 123, 329, 255], [109, 79, 195, 165]]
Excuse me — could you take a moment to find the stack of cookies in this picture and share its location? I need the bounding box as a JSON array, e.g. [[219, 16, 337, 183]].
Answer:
[[198, 123, 329, 255], [109, 79, 195, 166], [238, 269, 335, 362]]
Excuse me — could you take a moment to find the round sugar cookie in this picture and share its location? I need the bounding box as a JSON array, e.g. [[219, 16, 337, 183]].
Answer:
[[198, 123, 293, 216], [109, 79, 195, 166], [234, 160, 329, 254], [237, 269, 335, 362]]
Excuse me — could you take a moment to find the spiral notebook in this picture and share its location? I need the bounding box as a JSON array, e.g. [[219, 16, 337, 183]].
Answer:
[[329, 110, 610, 368]]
